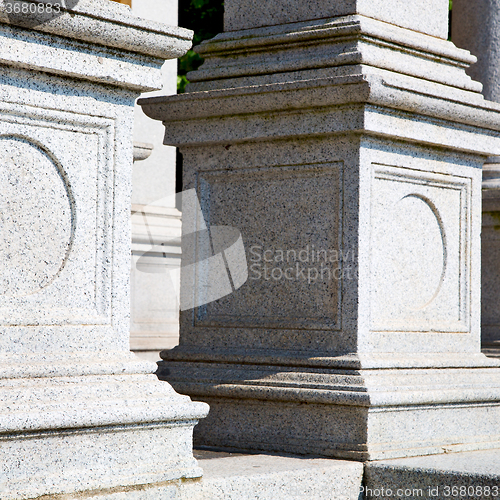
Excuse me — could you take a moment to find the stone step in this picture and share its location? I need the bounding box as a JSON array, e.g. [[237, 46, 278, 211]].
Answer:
[[66, 451, 363, 499], [366, 449, 500, 500], [41, 449, 500, 499], [181, 450, 363, 500]]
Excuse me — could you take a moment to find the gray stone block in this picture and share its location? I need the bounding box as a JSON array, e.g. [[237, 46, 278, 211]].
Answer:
[[0, 1, 207, 498], [57, 452, 363, 500], [223, 0, 449, 38], [452, 0, 500, 359], [366, 449, 500, 500], [141, 2, 500, 461]]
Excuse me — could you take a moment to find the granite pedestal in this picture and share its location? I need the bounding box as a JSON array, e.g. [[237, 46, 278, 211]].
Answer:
[[141, 0, 500, 460], [0, 1, 207, 498], [452, 0, 500, 358]]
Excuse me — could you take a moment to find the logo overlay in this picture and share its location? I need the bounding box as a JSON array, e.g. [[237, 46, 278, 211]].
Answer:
[[136, 189, 248, 311]]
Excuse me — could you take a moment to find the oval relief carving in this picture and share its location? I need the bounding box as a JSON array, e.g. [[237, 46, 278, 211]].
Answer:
[[387, 194, 446, 313], [371, 191, 447, 324], [0, 136, 74, 297]]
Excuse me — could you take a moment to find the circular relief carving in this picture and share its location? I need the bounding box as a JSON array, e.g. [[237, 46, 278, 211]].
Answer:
[[0, 137, 73, 297], [385, 194, 446, 313]]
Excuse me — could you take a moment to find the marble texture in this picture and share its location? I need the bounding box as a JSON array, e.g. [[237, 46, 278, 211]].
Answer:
[[140, 0, 500, 460], [0, 1, 207, 498]]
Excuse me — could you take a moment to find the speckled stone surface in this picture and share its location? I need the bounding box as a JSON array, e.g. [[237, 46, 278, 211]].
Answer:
[[223, 0, 449, 38], [179, 452, 363, 500], [0, 0, 191, 92], [45, 451, 363, 499], [480, 185, 500, 354], [452, 0, 500, 358], [366, 449, 500, 499], [130, 0, 183, 359], [141, 1, 500, 460], [0, 1, 207, 498], [452, 0, 500, 102]]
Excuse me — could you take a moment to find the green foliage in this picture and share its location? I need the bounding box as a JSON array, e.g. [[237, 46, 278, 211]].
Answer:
[[177, 0, 224, 93]]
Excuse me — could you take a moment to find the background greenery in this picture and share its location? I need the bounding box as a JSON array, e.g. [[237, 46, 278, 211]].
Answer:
[[177, 0, 224, 93]]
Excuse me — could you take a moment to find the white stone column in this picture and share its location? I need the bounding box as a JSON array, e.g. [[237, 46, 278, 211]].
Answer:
[[0, 1, 207, 497], [452, 0, 500, 357], [141, 0, 500, 460], [130, 0, 182, 361]]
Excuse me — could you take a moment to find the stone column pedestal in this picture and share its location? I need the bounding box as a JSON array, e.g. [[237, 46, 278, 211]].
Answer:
[[141, 0, 500, 460], [452, 0, 500, 357], [0, 1, 207, 498], [481, 161, 500, 357]]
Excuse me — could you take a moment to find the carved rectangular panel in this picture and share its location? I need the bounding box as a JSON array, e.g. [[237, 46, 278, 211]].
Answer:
[[0, 102, 114, 326], [370, 163, 471, 333], [193, 162, 343, 331]]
